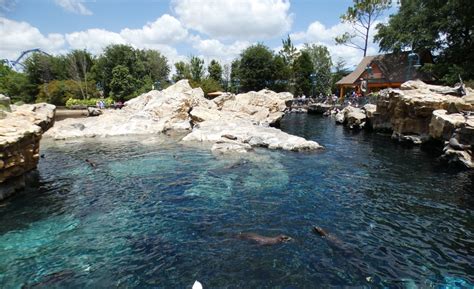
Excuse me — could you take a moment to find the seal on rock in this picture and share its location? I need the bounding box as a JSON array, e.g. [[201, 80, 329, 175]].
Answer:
[[238, 232, 292, 245]]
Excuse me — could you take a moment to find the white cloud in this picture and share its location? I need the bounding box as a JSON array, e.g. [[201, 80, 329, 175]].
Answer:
[[54, 0, 92, 15], [172, 0, 292, 40], [291, 20, 384, 68], [121, 14, 188, 45], [190, 35, 251, 64], [66, 29, 125, 54], [0, 17, 65, 59]]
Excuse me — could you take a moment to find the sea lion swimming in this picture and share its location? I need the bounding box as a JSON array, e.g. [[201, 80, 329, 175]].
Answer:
[[312, 226, 347, 249], [238, 232, 292, 245], [85, 159, 97, 168]]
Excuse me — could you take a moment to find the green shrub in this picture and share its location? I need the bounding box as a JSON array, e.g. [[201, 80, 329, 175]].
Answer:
[[65, 97, 114, 108]]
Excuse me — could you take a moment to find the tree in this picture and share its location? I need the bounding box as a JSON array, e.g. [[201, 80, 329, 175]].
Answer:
[[375, 0, 474, 84], [331, 58, 351, 93], [335, 0, 391, 56], [279, 35, 298, 92], [91, 44, 145, 97], [110, 65, 136, 100], [208, 59, 223, 83], [140, 49, 170, 85], [238, 44, 275, 92], [272, 55, 291, 92], [0, 63, 32, 103], [190, 56, 205, 82], [230, 59, 241, 93], [302, 44, 333, 95], [293, 51, 313, 96], [173, 61, 191, 82], [279, 35, 298, 66], [223, 64, 231, 91], [36, 79, 100, 105], [66, 49, 94, 99]]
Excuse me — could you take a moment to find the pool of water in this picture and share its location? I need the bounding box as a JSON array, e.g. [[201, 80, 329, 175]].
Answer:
[[0, 114, 473, 288]]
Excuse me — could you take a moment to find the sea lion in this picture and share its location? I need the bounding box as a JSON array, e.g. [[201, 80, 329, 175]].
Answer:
[[85, 159, 97, 168], [238, 232, 292, 245], [312, 226, 346, 249], [448, 135, 471, 151]]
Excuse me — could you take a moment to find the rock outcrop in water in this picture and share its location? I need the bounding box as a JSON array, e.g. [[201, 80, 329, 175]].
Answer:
[[0, 96, 55, 200], [368, 80, 474, 168], [45, 80, 322, 153]]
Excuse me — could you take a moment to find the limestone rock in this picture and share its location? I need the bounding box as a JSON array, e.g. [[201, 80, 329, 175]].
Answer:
[[0, 103, 55, 200], [0, 94, 11, 113], [45, 80, 322, 154], [372, 81, 474, 144], [182, 118, 322, 152], [345, 106, 367, 129], [429, 110, 466, 140], [87, 107, 102, 117]]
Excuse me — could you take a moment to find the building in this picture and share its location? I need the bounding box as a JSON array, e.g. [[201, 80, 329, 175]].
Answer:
[[336, 52, 433, 98]]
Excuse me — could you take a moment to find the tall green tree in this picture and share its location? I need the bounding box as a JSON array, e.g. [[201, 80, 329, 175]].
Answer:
[[173, 61, 191, 82], [208, 59, 223, 83], [91, 44, 145, 96], [331, 58, 351, 93], [190, 56, 205, 82], [335, 0, 391, 56], [238, 44, 275, 92], [230, 59, 241, 93], [375, 0, 474, 84], [140, 49, 170, 85], [0, 63, 32, 103], [110, 65, 136, 100], [302, 44, 333, 95], [272, 55, 291, 92], [279, 35, 298, 92], [293, 51, 313, 96]]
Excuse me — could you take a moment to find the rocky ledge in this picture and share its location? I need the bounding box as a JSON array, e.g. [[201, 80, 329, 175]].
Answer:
[[0, 95, 55, 200], [45, 80, 322, 153]]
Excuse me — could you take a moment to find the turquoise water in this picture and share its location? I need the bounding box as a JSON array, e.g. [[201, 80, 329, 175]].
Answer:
[[0, 114, 473, 288]]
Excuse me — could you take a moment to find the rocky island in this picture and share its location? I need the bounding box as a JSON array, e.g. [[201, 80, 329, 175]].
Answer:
[[45, 80, 322, 153]]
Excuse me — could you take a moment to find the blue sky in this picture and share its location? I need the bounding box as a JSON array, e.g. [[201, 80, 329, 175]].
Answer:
[[0, 0, 399, 69]]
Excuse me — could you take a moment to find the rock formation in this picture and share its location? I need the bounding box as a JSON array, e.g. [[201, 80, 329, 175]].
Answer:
[[368, 80, 474, 168], [0, 96, 55, 200], [334, 106, 368, 130], [45, 80, 322, 153]]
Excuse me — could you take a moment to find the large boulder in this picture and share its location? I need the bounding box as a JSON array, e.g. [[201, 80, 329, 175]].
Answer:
[[182, 118, 322, 153], [0, 103, 55, 200]]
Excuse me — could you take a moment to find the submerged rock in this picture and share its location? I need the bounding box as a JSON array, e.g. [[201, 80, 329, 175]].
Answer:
[[0, 100, 55, 200], [45, 80, 322, 153]]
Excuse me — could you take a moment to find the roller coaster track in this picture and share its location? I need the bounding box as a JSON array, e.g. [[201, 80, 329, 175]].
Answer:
[[1, 48, 51, 71]]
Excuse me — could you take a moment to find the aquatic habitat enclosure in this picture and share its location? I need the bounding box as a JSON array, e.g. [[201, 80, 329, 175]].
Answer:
[[0, 114, 472, 288]]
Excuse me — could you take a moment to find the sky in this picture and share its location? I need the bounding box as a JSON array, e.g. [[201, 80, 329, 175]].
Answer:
[[0, 0, 399, 71]]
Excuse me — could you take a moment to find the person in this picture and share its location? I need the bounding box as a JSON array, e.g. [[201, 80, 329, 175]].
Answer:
[[332, 94, 337, 104], [98, 100, 105, 109], [114, 100, 124, 109]]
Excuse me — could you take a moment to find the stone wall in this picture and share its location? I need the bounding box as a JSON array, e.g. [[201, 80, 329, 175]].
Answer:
[[0, 96, 55, 200]]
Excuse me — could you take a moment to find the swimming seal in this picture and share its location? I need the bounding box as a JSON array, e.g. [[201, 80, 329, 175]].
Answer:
[[85, 159, 97, 168], [312, 226, 346, 249], [238, 232, 292, 245]]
